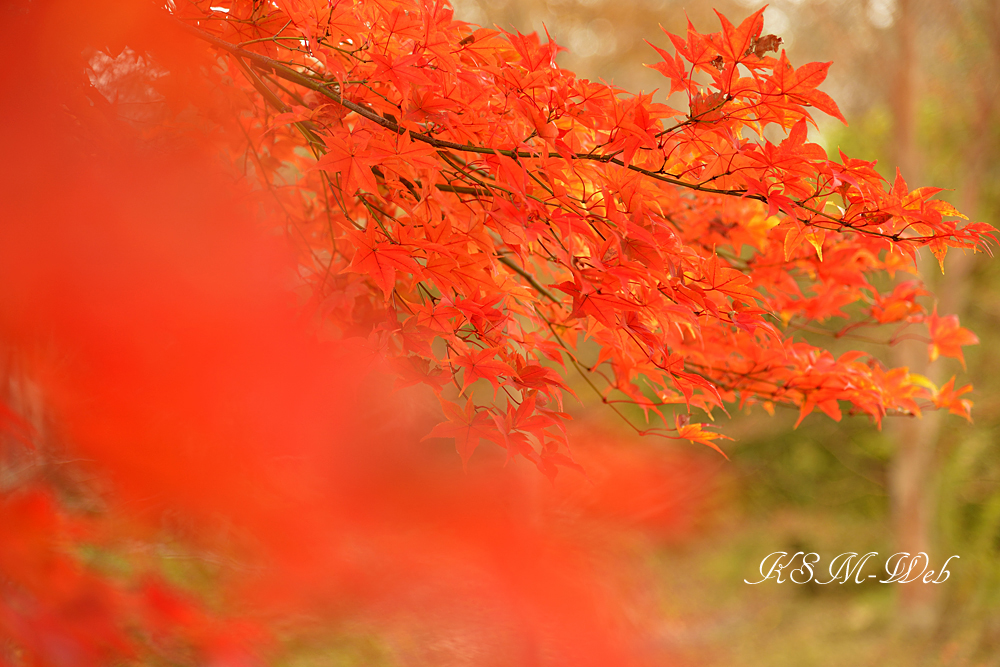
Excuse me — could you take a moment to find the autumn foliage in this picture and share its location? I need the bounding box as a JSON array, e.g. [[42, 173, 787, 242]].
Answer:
[[155, 0, 990, 461], [0, 0, 992, 665]]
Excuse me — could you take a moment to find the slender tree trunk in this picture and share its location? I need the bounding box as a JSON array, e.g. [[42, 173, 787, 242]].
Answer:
[[886, 0, 990, 629], [886, 0, 938, 629]]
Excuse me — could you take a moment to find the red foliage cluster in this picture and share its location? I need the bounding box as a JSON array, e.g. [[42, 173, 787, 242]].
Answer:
[[156, 0, 988, 471]]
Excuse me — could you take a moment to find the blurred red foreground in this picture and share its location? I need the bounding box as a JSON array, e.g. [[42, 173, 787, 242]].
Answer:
[[0, 3, 721, 665]]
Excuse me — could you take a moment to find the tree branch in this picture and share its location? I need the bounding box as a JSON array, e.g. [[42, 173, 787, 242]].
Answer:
[[175, 22, 769, 200], [175, 19, 975, 249], [496, 255, 560, 304]]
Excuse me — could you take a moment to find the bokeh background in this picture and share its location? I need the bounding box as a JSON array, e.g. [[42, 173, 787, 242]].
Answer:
[[443, 0, 1000, 664]]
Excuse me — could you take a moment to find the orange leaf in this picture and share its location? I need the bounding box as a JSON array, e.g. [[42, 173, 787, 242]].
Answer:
[[933, 376, 973, 421], [674, 414, 731, 458], [927, 307, 979, 368]]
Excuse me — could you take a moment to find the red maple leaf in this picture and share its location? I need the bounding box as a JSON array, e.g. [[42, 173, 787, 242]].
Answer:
[[344, 224, 421, 300], [422, 397, 503, 469], [314, 129, 381, 194], [764, 51, 846, 124], [453, 347, 517, 394]]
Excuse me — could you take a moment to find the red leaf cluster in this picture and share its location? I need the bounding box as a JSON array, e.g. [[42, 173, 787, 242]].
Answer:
[[142, 1, 990, 465]]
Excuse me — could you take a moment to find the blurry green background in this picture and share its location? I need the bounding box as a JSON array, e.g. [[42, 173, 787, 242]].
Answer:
[[442, 0, 1000, 665]]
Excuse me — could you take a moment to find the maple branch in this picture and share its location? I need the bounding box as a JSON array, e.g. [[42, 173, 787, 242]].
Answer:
[[179, 21, 975, 250], [173, 20, 989, 316], [496, 256, 560, 304], [175, 24, 776, 202], [436, 184, 491, 196], [655, 94, 732, 138], [235, 58, 327, 154]]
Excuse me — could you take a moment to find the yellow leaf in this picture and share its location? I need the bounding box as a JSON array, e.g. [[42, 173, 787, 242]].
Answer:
[[805, 229, 825, 261]]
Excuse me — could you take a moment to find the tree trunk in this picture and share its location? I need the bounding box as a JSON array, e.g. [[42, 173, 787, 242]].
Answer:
[[886, 0, 937, 629], [886, 0, 991, 629]]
